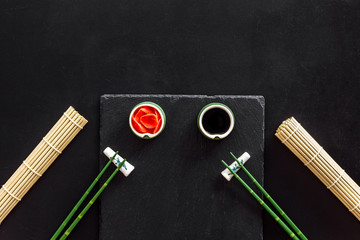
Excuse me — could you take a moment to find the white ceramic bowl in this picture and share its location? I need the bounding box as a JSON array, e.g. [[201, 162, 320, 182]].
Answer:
[[129, 102, 166, 139], [197, 103, 235, 140]]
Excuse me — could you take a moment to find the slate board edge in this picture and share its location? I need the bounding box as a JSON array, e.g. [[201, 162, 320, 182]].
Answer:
[[101, 94, 265, 106]]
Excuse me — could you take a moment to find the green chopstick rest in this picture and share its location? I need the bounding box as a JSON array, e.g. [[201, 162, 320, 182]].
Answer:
[[104, 147, 135, 176], [221, 152, 250, 181]]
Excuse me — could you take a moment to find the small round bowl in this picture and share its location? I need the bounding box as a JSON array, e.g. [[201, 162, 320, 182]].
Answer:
[[197, 103, 235, 140], [129, 102, 166, 139]]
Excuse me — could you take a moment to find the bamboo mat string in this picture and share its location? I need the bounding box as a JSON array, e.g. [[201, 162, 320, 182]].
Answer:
[[22, 161, 42, 177], [0, 106, 87, 224], [276, 117, 360, 221]]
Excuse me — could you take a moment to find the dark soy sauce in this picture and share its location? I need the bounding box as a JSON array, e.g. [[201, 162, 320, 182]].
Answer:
[[202, 108, 231, 134]]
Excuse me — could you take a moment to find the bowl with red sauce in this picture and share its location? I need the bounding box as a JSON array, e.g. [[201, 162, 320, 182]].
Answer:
[[129, 102, 166, 139]]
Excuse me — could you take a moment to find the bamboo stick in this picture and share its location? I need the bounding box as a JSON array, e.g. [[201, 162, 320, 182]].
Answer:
[[221, 160, 300, 240], [229, 152, 308, 240], [51, 152, 119, 240], [275, 117, 360, 221], [59, 159, 127, 240], [0, 106, 87, 224]]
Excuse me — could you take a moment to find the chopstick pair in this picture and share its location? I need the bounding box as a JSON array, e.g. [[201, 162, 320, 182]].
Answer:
[[222, 152, 308, 240], [51, 148, 133, 240]]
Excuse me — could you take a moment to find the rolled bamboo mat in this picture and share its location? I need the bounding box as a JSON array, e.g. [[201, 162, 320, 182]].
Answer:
[[276, 117, 360, 221], [0, 106, 87, 224]]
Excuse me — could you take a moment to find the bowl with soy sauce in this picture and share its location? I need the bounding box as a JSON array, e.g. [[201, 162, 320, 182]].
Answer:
[[197, 103, 235, 140]]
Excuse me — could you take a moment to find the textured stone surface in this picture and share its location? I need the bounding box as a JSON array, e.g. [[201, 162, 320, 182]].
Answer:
[[99, 94, 264, 240]]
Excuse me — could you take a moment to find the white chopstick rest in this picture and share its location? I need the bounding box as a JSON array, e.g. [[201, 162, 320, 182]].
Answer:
[[221, 152, 250, 181], [103, 147, 135, 177]]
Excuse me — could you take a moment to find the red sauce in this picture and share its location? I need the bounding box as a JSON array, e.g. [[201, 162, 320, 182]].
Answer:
[[131, 106, 162, 134]]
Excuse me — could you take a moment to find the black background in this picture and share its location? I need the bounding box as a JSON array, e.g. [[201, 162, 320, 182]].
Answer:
[[1, 0, 360, 239]]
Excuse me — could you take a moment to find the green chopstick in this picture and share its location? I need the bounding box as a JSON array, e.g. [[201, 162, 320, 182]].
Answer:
[[229, 152, 308, 240], [221, 160, 300, 240], [51, 151, 119, 240], [59, 158, 126, 240]]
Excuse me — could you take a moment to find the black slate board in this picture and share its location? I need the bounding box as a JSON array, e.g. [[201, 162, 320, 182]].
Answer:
[[99, 94, 264, 240]]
